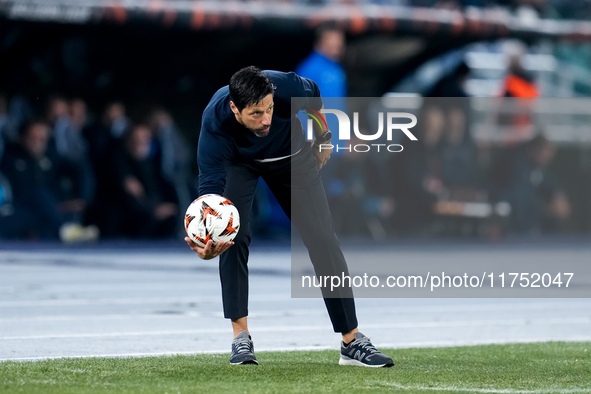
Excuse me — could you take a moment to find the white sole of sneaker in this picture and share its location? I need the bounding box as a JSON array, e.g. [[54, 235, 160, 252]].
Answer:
[[230, 360, 259, 365], [339, 355, 393, 368]]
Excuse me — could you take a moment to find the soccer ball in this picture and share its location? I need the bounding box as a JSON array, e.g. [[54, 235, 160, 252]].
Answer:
[[184, 194, 240, 247]]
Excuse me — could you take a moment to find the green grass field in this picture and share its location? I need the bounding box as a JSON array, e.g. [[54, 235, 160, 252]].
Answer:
[[1, 342, 590, 393]]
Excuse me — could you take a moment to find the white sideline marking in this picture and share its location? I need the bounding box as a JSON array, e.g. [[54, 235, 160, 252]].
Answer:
[[0, 297, 214, 307], [1, 298, 589, 310], [0, 293, 287, 307], [2, 350, 230, 362], [378, 336, 591, 350], [2, 338, 591, 363], [0, 312, 222, 322], [377, 382, 591, 393], [1, 300, 589, 322], [0, 345, 337, 362], [2, 317, 589, 340]]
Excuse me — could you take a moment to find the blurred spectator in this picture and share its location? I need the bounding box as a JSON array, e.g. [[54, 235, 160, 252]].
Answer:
[[85, 101, 130, 161], [84, 101, 130, 229], [48, 97, 96, 205], [295, 24, 349, 205], [53, 97, 92, 162], [438, 103, 492, 236], [425, 61, 479, 192], [46, 95, 70, 140], [492, 134, 571, 234], [0, 119, 98, 241], [1, 93, 21, 162], [0, 172, 12, 221], [7, 94, 34, 140], [103, 101, 131, 139], [147, 107, 196, 212], [0, 93, 9, 161], [85, 101, 129, 168], [440, 104, 480, 191], [0, 94, 11, 220], [296, 26, 347, 98], [296, 26, 348, 147], [388, 103, 446, 234], [502, 42, 539, 99], [99, 124, 179, 238], [495, 40, 539, 146], [326, 137, 395, 238]]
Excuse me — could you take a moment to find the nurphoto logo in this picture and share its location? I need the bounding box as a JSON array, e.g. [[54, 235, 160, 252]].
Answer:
[[307, 109, 418, 153]]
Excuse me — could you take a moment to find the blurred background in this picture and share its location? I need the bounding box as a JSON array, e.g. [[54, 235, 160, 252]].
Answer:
[[1, 0, 591, 243]]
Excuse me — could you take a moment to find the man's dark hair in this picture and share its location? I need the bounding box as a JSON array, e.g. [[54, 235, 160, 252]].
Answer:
[[229, 66, 275, 112]]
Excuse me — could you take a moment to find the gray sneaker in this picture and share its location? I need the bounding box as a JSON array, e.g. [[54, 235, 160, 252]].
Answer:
[[230, 330, 258, 365], [339, 332, 394, 368]]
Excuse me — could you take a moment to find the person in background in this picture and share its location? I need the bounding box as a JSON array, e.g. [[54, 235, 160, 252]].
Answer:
[[46, 95, 70, 146], [425, 61, 481, 199], [296, 26, 347, 99], [502, 42, 538, 100], [497, 40, 539, 146], [84, 101, 130, 234], [0, 93, 13, 224], [296, 26, 348, 157], [51, 97, 96, 219], [147, 107, 195, 215], [0, 119, 98, 241], [106, 124, 179, 238], [7, 93, 34, 143], [440, 104, 479, 192], [493, 134, 570, 235], [0, 93, 14, 160], [84, 101, 130, 167], [325, 135, 395, 239], [63, 98, 92, 163], [388, 103, 446, 234], [101, 101, 130, 140]]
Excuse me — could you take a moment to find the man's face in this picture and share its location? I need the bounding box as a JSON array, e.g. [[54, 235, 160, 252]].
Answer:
[[317, 30, 345, 62], [23, 123, 50, 158], [231, 94, 274, 138], [126, 125, 152, 160]]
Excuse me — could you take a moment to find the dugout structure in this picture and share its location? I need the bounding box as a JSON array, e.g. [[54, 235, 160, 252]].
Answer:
[[1, 0, 591, 102]]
